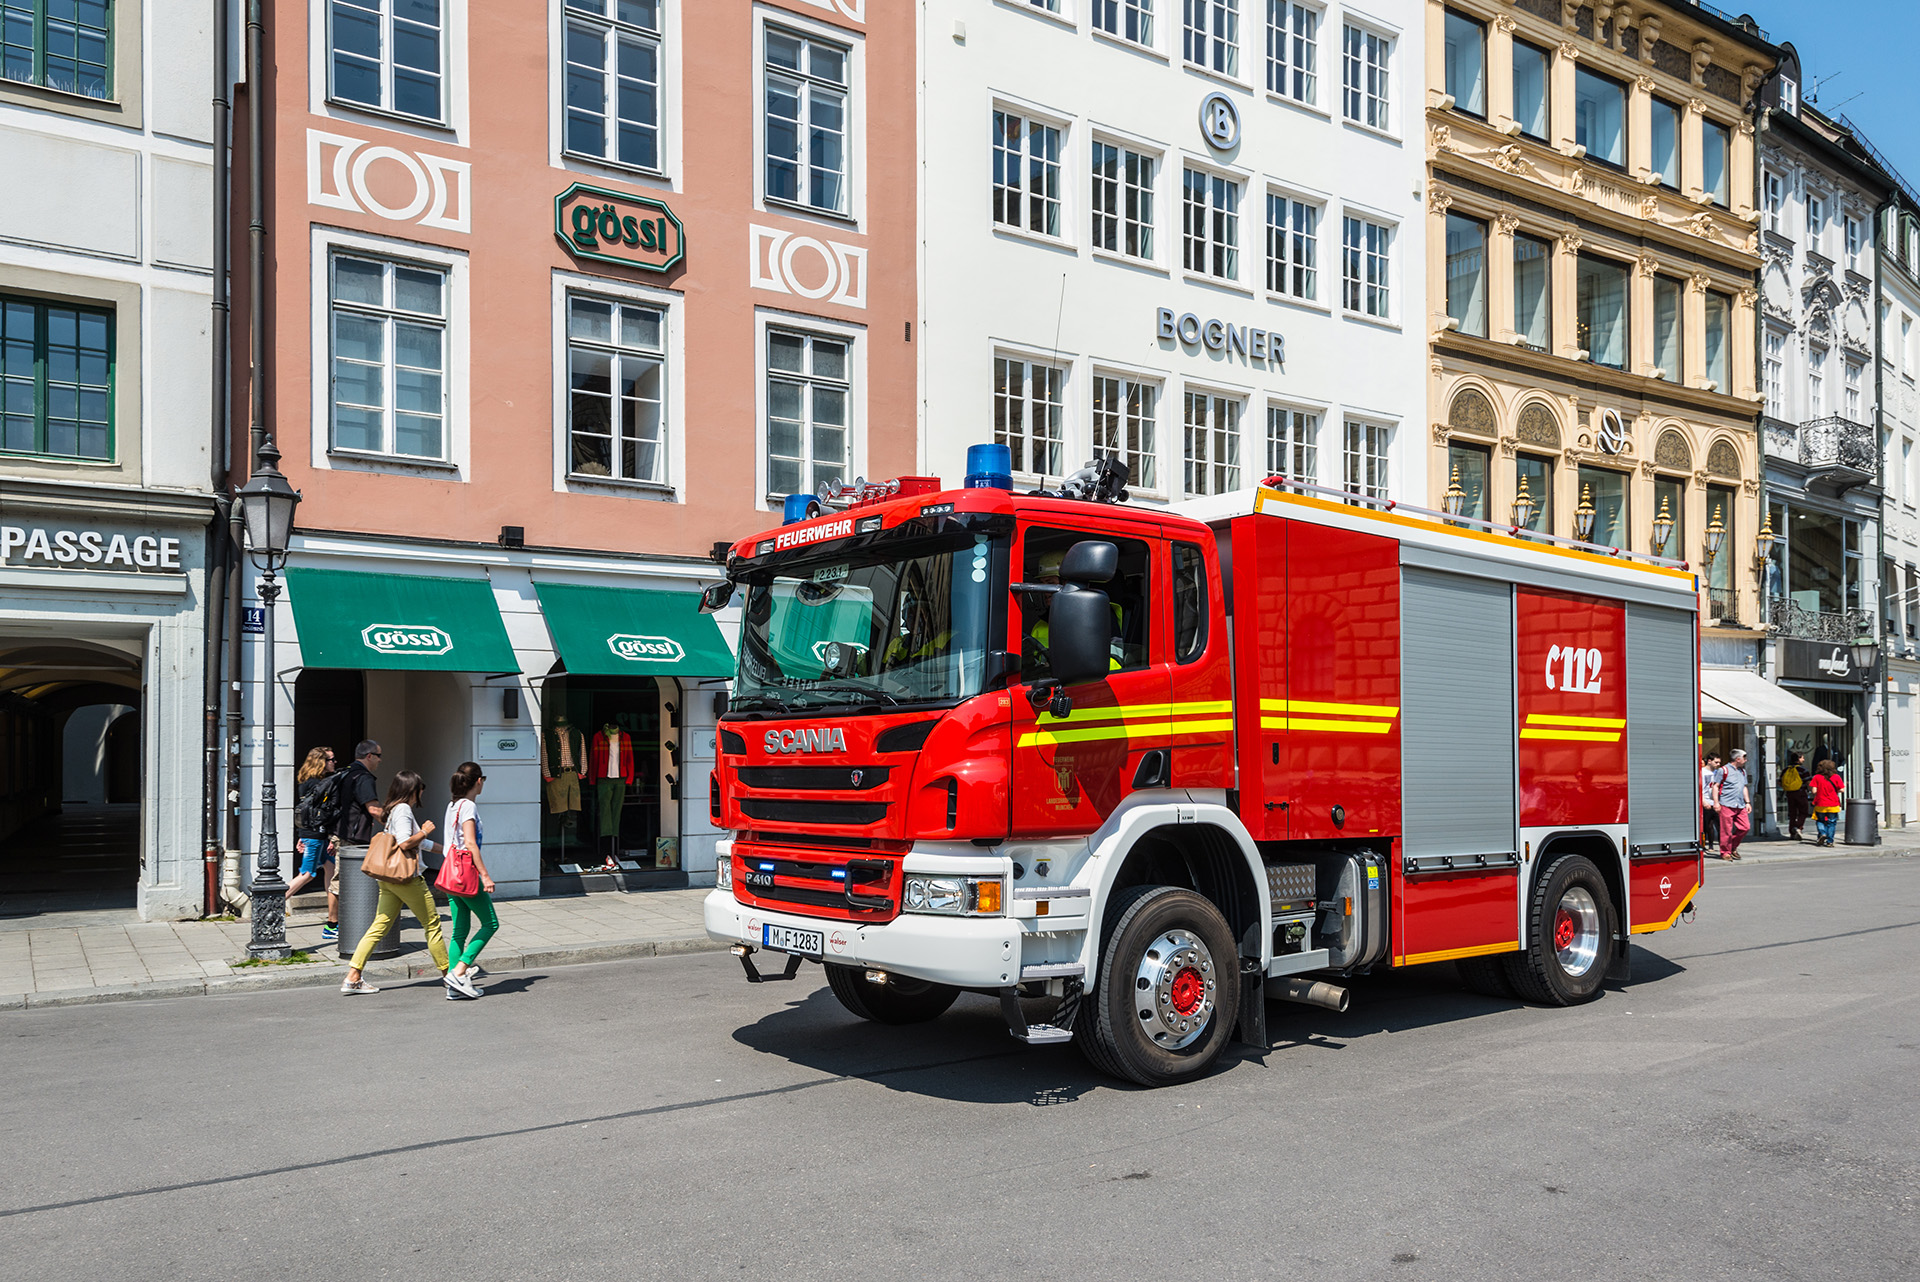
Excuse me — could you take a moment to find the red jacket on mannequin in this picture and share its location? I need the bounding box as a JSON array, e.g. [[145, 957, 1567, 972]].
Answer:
[[587, 727, 637, 784]]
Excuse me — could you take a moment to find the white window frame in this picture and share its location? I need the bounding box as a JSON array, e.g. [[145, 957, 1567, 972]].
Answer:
[[1845, 357, 1865, 422], [1810, 343, 1828, 418], [1845, 215, 1864, 271], [1763, 170, 1784, 235], [762, 22, 853, 218], [323, 0, 449, 124], [1340, 16, 1393, 135], [1807, 193, 1826, 255], [1184, 0, 1243, 81], [1265, 0, 1321, 109], [1264, 399, 1320, 485], [1340, 207, 1395, 323], [991, 98, 1071, 245], [308, 227, 469, 478], [1264, 185, 1323, 304], [1090, 135, 1160, 265], [1342, 415, 1392, 500], [762, 324, 856, 502], [309, 0, 470, 142], [1091, 365, 1164, 497], [1181, 382, 1246, 497], [1182, 160, 1246, 287], [1763, 327, 1785, 420], [1092, 0, 1157, 50], [994, 345, 1072, 482], [559, 0, 665, 177], [753, 6, 865, 226], [753, 308, 864, 510], [551, 269, 686, 500], [562, 292, 670, 488]]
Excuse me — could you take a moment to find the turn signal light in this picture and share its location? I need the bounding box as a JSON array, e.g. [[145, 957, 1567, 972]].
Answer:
[[973, 879, 1002, 914]]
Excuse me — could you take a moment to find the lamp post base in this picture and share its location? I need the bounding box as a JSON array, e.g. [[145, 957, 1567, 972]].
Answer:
[[247, 873, 292, 959]]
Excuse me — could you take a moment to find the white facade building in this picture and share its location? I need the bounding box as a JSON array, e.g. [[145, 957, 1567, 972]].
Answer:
[[0, 2, 218, 919], [919, 0, 1428, 508], [1876, 185, 1920, 828]]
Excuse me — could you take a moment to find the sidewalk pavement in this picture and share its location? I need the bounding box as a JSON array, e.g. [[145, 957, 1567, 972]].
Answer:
[[0, 886, 720, 1010]]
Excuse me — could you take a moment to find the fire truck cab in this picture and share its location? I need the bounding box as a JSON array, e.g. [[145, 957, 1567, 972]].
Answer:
[[703, 456, 1701, 1086]]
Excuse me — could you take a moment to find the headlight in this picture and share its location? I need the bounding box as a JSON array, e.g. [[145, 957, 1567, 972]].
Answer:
[[902, 875, 1003, 916], [715, 856, 733, 891]]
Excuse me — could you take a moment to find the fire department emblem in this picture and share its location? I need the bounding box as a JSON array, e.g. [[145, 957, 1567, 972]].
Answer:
[[1055, 765, 1076, 796], [1659, 876, 1672, 899]]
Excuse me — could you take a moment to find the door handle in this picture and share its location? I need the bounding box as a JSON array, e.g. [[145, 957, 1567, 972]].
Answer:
[[1132, 748, 1171, 790]]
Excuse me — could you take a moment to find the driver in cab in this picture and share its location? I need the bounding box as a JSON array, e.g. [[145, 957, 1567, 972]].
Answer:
[[1022, 547, 1124, 675]]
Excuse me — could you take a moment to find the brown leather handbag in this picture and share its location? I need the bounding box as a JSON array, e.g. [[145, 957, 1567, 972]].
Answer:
[[361, 831, 419, 884]]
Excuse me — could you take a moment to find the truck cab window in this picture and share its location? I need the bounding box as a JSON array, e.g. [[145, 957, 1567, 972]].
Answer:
[[1172, 541, 1208, 662], [1020, 527, 1153, 681]]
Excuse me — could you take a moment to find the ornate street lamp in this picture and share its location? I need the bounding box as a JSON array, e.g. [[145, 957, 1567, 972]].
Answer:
[[1754, 511, 1779, 564], [1510, 475, 1537, 532], [236, 439, 302, 959], [1651, 494, 1675, 558], [1703, 504, 1727, 565], [1849, 634, 1880, 681], [1573, 484, 1597, 543], [1442, 465, 1468, 519]]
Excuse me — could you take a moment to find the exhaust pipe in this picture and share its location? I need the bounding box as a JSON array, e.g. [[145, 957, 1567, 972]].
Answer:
[[1270, 977, 1350, 1012]]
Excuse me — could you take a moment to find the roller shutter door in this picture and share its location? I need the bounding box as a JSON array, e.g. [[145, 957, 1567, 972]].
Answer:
[[1401, 568, 1516, 857], [1626, 602, 1698, 845]]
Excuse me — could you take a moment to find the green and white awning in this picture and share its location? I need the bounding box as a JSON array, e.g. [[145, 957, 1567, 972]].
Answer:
[[284, 568, 519, 672], [533, 582, 734, 677]]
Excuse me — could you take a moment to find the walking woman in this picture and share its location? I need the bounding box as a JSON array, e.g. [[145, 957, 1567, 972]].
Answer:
[[341, 770, 451, 995], [286, 747, 341, 939], [1809, 759, 1846, 847], [441, 762, 498, 1000]]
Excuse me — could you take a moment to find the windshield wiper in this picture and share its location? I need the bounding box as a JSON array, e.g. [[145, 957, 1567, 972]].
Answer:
[[726, 693, 792, 715], [792, 683, 903, 711]]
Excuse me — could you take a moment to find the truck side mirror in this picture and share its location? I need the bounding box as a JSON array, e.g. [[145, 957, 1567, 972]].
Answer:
[[1060, 540, 1118, 584], [1048, 587, 1113, 687], [699, 581, 735, 614]]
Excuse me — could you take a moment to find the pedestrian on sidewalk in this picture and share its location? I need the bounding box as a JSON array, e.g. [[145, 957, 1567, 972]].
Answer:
[[1716, 748, 1752, 860], [439, 761, 498, 1001], [1701, 752, 1722, 849], [1809, 759, 1846, 847], [340, 770, 450, 996], [286, 746, 341, 939], [1779, 751, 1810, 841]]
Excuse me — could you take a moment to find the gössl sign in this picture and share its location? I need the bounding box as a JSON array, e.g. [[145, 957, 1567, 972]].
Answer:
[[361, 624, 454, 656], [608, 634, 686, 663]]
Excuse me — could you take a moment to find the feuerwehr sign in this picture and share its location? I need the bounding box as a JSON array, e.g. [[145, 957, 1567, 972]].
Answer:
[[555, 182, 686, 272], [1, 523, 183, 573]]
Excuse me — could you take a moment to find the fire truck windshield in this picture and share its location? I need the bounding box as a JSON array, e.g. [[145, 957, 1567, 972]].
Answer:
[[732, 530, 1005, 714]]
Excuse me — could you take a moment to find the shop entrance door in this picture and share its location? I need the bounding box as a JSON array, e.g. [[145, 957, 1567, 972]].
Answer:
[[539, 670, 661, 877], [0, 638, 144, 917]]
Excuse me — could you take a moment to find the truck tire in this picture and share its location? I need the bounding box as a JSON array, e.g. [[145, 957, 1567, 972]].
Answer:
[[1504, 854, 1615, 1006], [1079, 885, 1241, 1087], [1456, 953, 1516, 998], [823, 963, 960, 1025]]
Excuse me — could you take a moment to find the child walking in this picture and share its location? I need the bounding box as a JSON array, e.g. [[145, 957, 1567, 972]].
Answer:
[[442, 762, 499, 1000]]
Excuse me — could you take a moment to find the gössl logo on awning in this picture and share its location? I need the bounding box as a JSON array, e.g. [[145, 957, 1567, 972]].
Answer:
[[608, 634, 685, 663], [362, 624, 454, 655]]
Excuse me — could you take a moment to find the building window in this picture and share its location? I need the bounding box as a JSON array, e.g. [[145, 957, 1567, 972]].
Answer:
[[1094, 0, 1154, 45], [1763, 329, 1785, 418], [1810, 345, 1827, 418], [1341, 214, 1391, 318], [1, 0, 110, 97], [1442, 10, 1484, 116], [1573, 67, 1623, 166], [1511, 38, 1547, 140], [1444, 213, 1487, 338], [1341, 22, 1389, 130], [766, 328, 849, 497], [0, 295, 112, 460], [1702, 120, 1730, 207], [1705, 482, 1735, 610], [1845, 357, 1864, 421], [1183, 167, 1241, 281], [1845, 215, 1864, 270], [1446, 439, 1490, 522], [1703, 290, 1729, 390], [1577, 465, 1627, 548], [1028, 0, 1061, 12], [1806, 194, 1826, 254], [1093, 373, 1158, 492], [766, 27, 849, 215], [1650, 98, 1680, 188], [329, 254, 447, 459], [1763, 171, 1784, 234], [1265, 404, 1317, 482], [1342, 418, 1389, 499], [1652, 275, 1682, 382], [1185, 0, 1240, 78], [1183, 390, 1241, 495], [1091, 142, 1155, 260], [995, 355, 1065, 478], [1265, 0, 1317, 104], [328, 0, 443, 121], [1653, 475, 1685, 559], [1575, 253, 1627, 369], [1515, 453, 1552, 533], [1265, 193, 1318, 300], [568, 295, 666, 484], [1513, 232, 1550, 350], [992, 109, 1062, 238], [564, 0, 661, 171]]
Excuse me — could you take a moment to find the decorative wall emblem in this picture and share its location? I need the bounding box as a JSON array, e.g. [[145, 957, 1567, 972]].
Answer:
[[1706, 439, 1742, 479], [1516, 403, 1561, 449], [795, 0, 863, 19], [1596, 408, 1627, 455], [1199, 92, 1241, 150], [1655, 430, 1693, 471], [750, 225, 867, 308], [1448, 388, 1497, 438], [307, 129, 470, 232], [555, 183, 686, 273]]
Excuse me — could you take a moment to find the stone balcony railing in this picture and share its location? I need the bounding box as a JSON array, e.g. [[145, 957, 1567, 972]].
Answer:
[[1768, 598, 1874, 641], [1764, 415, 1879, 484]]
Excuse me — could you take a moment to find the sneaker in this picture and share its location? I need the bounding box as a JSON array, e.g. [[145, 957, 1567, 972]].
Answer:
[[447, 971, 481, 1000], [340, 978, 379, 995], [321, 923, 339, 941], [467, 964, 485, 981]]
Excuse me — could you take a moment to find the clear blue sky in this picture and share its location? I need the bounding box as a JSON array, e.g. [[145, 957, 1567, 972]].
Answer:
[[1741, 0, 1920, 192]]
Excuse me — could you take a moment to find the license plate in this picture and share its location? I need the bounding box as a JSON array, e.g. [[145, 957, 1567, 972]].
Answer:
[[762, 923, 824, 957]]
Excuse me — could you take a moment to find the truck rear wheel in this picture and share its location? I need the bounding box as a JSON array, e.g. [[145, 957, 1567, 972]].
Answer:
[[823, 964, 960, 1025], [1505, 854, 1615, 1006], [1079, 885, 1241, 1087]]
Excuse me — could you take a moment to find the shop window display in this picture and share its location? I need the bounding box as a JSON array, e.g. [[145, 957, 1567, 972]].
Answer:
[[539, 673, 661, 876]]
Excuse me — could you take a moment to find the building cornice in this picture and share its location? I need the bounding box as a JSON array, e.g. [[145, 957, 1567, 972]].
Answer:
[[1434, 332, 1763, 424]]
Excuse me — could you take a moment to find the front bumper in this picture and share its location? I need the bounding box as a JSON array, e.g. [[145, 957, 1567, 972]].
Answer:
[[704, 888, 1026, 988]]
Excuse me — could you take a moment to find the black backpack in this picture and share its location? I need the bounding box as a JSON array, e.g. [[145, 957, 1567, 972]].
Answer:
[[298, 769, 349, 835]]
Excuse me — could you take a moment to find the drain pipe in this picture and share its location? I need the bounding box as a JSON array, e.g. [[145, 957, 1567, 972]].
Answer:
[[202, 0, 234, 917]]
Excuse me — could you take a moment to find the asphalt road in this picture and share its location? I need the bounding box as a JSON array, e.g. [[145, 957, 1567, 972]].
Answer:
[[3, 855, 1916, 1281]]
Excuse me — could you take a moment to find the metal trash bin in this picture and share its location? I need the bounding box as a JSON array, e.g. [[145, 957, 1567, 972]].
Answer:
[[1843, 798, 1880, 847], [335, 845, 401, 960]]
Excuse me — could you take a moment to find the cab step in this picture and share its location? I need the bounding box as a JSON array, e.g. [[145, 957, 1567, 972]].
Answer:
[[1000, 980, 1081, 1045]]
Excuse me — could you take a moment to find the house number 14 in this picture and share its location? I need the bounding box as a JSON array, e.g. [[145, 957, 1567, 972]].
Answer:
[[1545, 644, 1603, 693]]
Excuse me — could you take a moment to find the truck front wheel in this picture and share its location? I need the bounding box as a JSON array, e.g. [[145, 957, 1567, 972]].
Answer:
[[823, 964, 960, 1024], [1079, 885, 1242, 1087], [1505, 854, 1616, 1006]]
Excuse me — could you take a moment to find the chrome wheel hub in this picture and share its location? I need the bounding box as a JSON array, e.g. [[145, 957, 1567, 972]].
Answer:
[[1133, 928, 1216, 1050], [1553, 886, 1602, 977]]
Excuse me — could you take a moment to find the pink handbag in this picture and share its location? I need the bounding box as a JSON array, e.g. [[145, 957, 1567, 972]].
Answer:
[[436, 846, 480, 897]]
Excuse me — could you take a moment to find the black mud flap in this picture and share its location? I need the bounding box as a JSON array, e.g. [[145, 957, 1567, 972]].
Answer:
[[1606, 935, 1631, 984], [1235, 957, 1268, 1049]]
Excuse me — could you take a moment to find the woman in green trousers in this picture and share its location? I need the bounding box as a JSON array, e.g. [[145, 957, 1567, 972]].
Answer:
[[442, 761, 499, 999], [341, 770, 449, 995]]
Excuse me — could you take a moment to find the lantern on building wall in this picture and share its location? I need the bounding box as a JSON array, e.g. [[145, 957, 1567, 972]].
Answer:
[[1652, 494, 1676, 557], [1704, 505, 1727, 564], [1510, 475, 1537, 532], [1573, 484, 1597, 543]]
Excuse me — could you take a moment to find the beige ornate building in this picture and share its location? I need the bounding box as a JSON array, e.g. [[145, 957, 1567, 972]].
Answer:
[[1422, 0, 1775, 628]]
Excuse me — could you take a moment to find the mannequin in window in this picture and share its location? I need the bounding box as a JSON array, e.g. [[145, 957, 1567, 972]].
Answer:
[[541, 713, 586, 832], [587, 721, 637, 871]]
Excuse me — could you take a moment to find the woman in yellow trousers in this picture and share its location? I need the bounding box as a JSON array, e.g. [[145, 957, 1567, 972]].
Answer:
[[340, 770, 450, 994]]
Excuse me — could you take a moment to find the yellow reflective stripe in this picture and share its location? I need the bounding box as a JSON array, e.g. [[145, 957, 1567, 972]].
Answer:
[[1036, 700, 1233, 726], [1018, 717, 1236, 748], [1260, 716, 1394, 735], [1525, 714, 1627, 728], [1258, 697, 1400, 717], [1518, 729, 1622, 742]]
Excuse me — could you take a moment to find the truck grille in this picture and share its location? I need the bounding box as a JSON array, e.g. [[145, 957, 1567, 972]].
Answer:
[[736, 765, 891, 791], [734, 851, 899, 920], [739, 798, 887, 825]]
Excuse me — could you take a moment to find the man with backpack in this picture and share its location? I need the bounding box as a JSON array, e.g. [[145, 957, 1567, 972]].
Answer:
[[289, 746, 347, 939]]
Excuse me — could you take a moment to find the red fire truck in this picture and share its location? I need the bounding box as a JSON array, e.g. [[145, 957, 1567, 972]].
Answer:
[[701, 453, 1702, 1086]]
